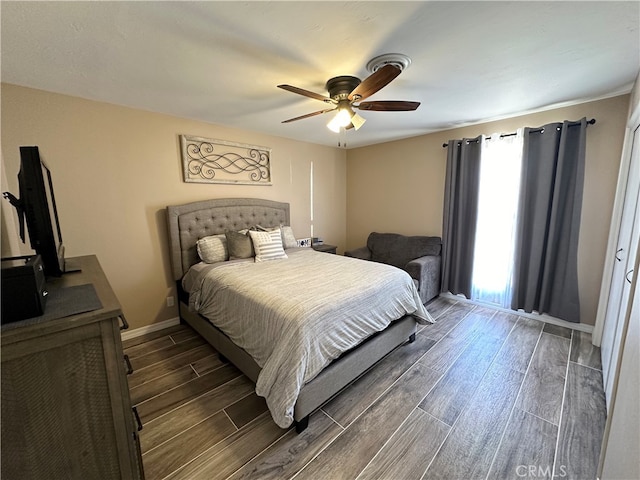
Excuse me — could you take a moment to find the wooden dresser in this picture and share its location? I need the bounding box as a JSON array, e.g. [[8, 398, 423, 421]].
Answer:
[[1, 255, 144, 479]]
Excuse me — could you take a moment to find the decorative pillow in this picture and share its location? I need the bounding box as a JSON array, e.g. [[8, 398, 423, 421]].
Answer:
[[256, 224, 297, 249], [196, 234, 228, 263], [225, 230, 255, 259], [248, 229, 288, 262], [280, 226, 297, 249]]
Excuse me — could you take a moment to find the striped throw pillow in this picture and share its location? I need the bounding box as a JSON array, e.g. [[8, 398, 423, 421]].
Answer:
[[255, 224, 297, 249], [248, 229, 288, 262]]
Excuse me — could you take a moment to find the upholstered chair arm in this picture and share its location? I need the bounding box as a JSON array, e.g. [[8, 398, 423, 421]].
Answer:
[[344, 246, 372, 260], [405, 255, 442, 304]]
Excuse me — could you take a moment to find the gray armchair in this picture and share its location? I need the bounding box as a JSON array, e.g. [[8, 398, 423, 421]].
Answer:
[[345, 232, 441, 304]]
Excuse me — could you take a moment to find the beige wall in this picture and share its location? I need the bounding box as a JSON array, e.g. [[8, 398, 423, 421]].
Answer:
[[1, 83, 347, 330], [347, 95, 630, 325]]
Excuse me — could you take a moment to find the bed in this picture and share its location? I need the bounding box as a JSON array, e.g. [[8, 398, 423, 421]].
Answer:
[[166, 197, 432, 432]]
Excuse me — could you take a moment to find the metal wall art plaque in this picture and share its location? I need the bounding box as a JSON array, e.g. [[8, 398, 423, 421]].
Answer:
[[181, 135, 272, 185]]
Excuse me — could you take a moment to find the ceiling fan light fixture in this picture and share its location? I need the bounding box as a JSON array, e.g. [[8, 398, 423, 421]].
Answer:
[[327, 107, 353, 132], [350, 112, 366, 131]]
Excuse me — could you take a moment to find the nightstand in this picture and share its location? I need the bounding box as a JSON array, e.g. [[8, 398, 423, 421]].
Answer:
[[312, 244, 337, 254]]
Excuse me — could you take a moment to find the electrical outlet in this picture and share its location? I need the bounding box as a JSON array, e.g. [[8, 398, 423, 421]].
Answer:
[[166, 296, 175, 307]]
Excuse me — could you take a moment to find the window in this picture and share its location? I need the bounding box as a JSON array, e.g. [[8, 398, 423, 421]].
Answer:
[[470, 131, 523, 308]]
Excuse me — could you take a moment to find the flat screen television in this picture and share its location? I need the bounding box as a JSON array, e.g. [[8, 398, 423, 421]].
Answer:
[[3, 146, 66, 276]]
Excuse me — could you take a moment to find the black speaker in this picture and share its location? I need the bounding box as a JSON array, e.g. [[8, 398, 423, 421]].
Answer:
[[1, 255, 47, 324]]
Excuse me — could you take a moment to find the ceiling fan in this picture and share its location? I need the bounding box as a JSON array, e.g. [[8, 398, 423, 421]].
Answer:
[[277, 54, 420, 132]]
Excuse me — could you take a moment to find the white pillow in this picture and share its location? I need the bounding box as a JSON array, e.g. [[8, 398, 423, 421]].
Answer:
[[248, 229, 288, 262], [196, 234, 228, 263], [280, 225, 297, 249]]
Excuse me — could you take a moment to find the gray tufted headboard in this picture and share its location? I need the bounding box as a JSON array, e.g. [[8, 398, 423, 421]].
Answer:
[[166, 198, 290, 281]]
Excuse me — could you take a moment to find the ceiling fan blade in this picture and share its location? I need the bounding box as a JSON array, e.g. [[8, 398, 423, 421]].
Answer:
[[348, 64, 402, 102], [281, 108, 336, 123], [277, 84, 334, 103], [356, 101, 421, 111]]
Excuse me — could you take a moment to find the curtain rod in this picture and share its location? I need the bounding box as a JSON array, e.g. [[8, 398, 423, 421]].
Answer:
[[441, 118, 596, 148]]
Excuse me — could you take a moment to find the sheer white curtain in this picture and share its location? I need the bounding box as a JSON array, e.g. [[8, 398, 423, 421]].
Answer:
[[470, 130, 524, 308]]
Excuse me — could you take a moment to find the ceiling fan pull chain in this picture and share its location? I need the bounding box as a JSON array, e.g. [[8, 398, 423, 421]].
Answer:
[[338, 127, 347, 148]]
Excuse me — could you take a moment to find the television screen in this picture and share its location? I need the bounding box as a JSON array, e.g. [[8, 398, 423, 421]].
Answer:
[[17, 146, 65, 276]]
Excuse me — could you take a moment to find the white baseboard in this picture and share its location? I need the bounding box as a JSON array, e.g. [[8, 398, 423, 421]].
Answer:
[[439, 293, 594, 334], [120, 316, 181, 341]]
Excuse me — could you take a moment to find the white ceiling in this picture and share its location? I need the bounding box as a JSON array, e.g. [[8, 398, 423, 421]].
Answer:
[[2, 1, 639, 149]]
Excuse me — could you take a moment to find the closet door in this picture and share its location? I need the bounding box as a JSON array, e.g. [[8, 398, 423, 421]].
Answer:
[[601, 124, 640, 409]]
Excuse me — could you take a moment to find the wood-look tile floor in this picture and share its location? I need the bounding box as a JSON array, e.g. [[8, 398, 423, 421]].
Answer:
[[123, 297, 607, 480]]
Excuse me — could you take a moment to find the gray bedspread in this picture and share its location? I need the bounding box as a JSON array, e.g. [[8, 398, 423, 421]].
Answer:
[[186, 248, 433, 427]]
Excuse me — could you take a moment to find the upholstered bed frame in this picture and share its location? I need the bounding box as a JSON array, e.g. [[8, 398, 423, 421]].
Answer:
[[166, 198, 417, 432]]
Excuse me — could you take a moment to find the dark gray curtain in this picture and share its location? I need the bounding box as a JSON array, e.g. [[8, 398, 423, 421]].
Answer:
[[441, 136, 482, 298], [510, 118, 587, 322]]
